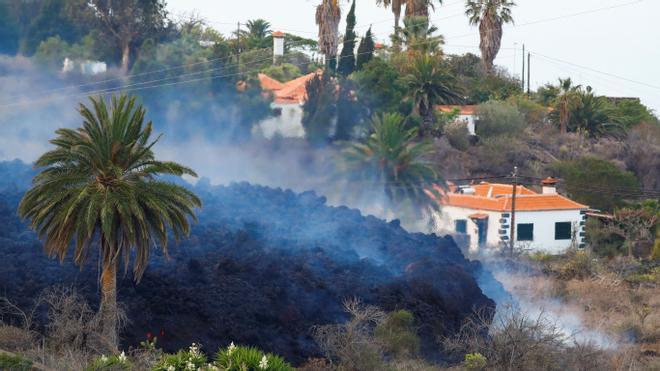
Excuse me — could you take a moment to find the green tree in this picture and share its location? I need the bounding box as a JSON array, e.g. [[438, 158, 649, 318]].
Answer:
[[474, 100, 526, 138], [403, 54, 462, 136], [392, 16, 443, 56], [356, 27, 375, 71], [302, 73, 337, 145], [18, 94, 201, 350], [569, 87, 626, 138], [340, 113, 441, 206], [69, 0, 168, 73], [23, 0, 89, 55], [404, 0, 444, 18], [552, 157, 640, 211], [553, 77, 582, 134], [242, 19, 272, 49], [352, 58, 408, 116], [338, 0, 357, 76], [465, 0, 516, 74], [315, 0, 341, 72]]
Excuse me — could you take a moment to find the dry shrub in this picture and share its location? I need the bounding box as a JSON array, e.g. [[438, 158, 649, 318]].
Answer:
[[298, 358, 335, 371], [0, 325, 34, 352], [312, 298, 386, 371], [442, 309, 609, 371]]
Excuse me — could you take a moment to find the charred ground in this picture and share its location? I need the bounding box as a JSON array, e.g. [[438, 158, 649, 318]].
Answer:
[[0, 161, 495, 364]]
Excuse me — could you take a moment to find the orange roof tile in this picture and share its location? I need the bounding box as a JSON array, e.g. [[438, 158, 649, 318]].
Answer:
[[272, 31, 285, 38], [259, 71, 320, 104], [258, 73, 285, 91], [436, 105, 478, 115], [427, 182, 588, 212]]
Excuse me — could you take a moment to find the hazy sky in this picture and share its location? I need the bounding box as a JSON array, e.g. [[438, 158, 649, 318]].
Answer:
[[166, 0, 660, 113]]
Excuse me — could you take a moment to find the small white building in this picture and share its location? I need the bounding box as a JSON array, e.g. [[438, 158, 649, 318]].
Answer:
[[428, 178, 588, 254], [437, 105, 477, 135]]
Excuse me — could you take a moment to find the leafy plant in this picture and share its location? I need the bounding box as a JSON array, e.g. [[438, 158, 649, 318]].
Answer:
[[464, 352, 487, 370], [86, 352, 132, 371], [215, 343, 293, 371], [0, 352, 32, 371], [153, 343, 208, 371]]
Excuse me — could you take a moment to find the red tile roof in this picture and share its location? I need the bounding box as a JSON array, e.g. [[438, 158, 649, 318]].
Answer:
[[272, 31, 285, 38], [259, 71, 320, 104], [426, 182, 588, 212], [436, 105, 478, 115]]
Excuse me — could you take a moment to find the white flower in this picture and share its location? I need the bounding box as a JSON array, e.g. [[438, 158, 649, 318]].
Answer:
[[259, 355, 268, 370], [100, 355, 108, 363], [189, 343, 200, 356], [227, 341, 236, 355], [118, 351, 127, 362], [186, 360, 196, 370], [166, 366, 175, 371]]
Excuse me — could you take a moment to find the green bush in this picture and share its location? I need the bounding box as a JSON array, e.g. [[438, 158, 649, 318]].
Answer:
[[474, 100, 526, 138], [0, 352, 32, 371], [86, 352, 132, 371], [464, 352, 487, 370], [260, 63, 302, 83], [553, 157, 640, 211], [153, 343, 208, 371], [374, 310, 420, 359], [558, 251, 598, 280], [215, 343, 293, 371]]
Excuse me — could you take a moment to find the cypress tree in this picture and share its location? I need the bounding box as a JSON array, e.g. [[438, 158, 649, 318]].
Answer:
[[356, 27, 375, 71], [337, 0, 357, 77]]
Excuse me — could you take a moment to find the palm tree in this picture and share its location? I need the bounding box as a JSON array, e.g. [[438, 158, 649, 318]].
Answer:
[[18, 94, 201, 350], [465, 0, 515, 74], [316, 0, 342, 71], [340, 113, 441, 206], [554, 78, 582, 134], [377, 0, 443, 29], [391, 15, 444, 56], [404, 0, 443, 18], [244, 19, 272, 40], [572, 86, 626, 138], [403, 54, 462, 136]]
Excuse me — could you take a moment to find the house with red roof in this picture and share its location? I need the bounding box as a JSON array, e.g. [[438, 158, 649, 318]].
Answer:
[[436, 105, 478, 135], [255, 71, 320, 138], [427, 178, 588, 254]]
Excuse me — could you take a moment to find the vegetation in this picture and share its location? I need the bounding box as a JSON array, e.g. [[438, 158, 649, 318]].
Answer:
[[315, 0, 341, 71], [339, 113, 440, 206], [18, 94, 201, 350], [466, 0, 516, 74]]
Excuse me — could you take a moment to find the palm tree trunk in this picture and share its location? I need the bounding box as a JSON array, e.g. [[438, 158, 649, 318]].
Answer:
[[99, 258, 118, 352], [120, 41, 130, 75]]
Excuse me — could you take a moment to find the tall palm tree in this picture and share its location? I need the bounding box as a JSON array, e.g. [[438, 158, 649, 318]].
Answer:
[[340, 113, 441, 206], [404, 0, 443, 18], [377, 0, 443, 29], [554, 77, 582, 134], [465, 0, 515, 74], [244, 19, 272, 40], [316, 0, 342, 71], [18, 94, 201, 350], [403, 54, 462, 136]]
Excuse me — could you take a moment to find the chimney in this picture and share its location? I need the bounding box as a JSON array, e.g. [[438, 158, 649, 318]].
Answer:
[[541, 177, 559, 194], [272, 31, 285, 64]]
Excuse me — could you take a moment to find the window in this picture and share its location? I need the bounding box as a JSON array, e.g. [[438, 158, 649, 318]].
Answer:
[[555, 222, 572, 240], [455, 220, 467, 234], [517, 223, 534, 241]]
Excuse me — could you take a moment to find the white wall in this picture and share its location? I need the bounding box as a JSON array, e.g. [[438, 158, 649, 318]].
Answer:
[[511, 210, 585, 254], [430, 206, 501, 253], [458, 114, 475, 135], [254, 103, 305, 139], [431, 207, 586, 254]]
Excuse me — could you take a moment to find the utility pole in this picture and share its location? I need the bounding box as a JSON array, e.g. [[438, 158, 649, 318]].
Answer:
[[521, 44, 525, 91], [527, 52, 531, 97], [509, 166, 518, 257]]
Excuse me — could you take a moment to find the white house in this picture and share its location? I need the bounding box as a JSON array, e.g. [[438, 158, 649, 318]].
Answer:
[[436, 105, 477, 135], [255, 71, 319, 138], [428, 178, 588, 254]]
